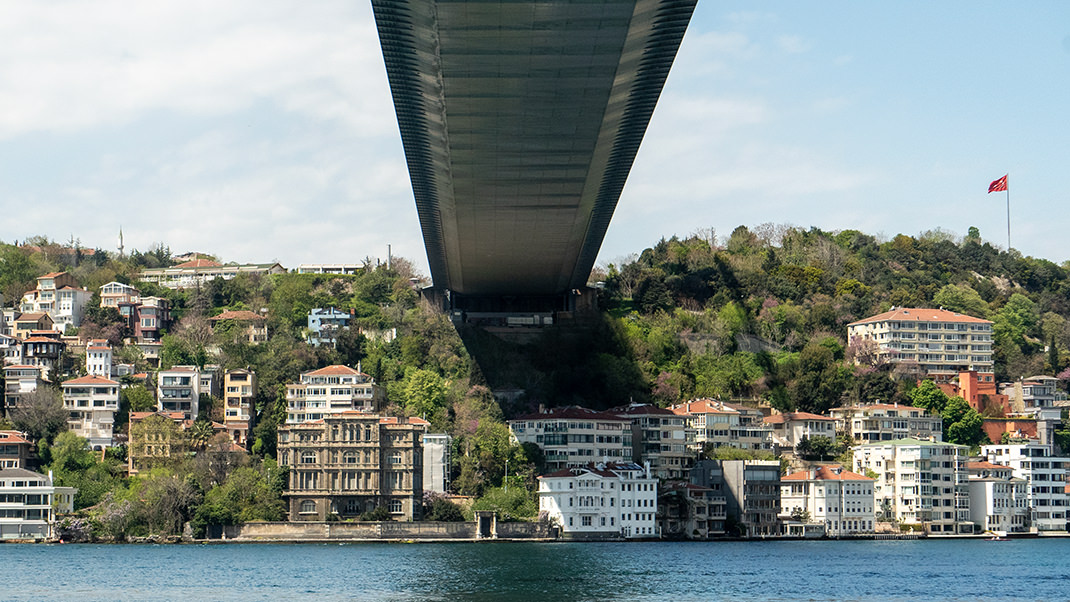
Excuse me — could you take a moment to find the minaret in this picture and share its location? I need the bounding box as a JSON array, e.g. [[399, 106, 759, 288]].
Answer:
[[117, 227, 125, 258]]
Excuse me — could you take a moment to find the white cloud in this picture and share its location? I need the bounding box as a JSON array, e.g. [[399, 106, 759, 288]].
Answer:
[[777, 35, 811, 54]]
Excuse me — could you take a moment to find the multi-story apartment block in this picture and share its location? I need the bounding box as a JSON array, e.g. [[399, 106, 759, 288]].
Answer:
[[610, 403, 691, 480], [21, 273, 89, 332], [781, 465, 876, 536], [307, 307, 352, 347], [99, 281, 141, 308], [538, 462, 659, 539], [981, 442, 1069, 531], [854, 438, 971, 533], [691, 459, 781, 537], [139, 260, 286, 289], [62, 375, 120, 449], [85, 339, 112, 378], [285, 365, 384, 424], [129, 296, 171, 342], [157, 366, 201, 419], [208, 310, 268, 344], [847, 307, 994, 382], [3, 365, 45, 417], [422, 433, 452, 494], [199, 365, 222, 399], [670, 399, 773, 453], [223, 369, 257, 445], [508, 406, 632, 472], [0, 431, 34, 469], [278, 413, 427, 521], [764, 411, 836, 450], [658, 482, 727, 539], [965, 461, 1030, 534], [829, 403, 944, 443], [0, 468, 76, 540], [1002, 376, 1068, 414]]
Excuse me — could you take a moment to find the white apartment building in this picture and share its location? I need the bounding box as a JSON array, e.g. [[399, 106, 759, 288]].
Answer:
[[508, 406, 631, 471], [538, 462, 658, 539], [966, 461, 1031, 534], [3, 365, 44, 414], [157, 366, 201, 419], [422, 433, 452, 494], [764, 411, 836, 450], [62, 375, 120, 449], [99, 281, 141, 307], [847, 307, 994, 381], [830, 403, 944, 443], [0, 468, 76, 541], [670, 399, 773, 453], [854, 438, 971, 533], [981, 443, 1069, 531], [0, 333, 21, 365], [285, 365, 384, 424], [85, 339, 112, 378], [781, 465, 876, 536], [1002, 376, 1068, 413]]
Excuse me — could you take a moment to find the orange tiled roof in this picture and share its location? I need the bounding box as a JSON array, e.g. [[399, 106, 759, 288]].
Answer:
[[63, 375, 119, 386], [174, 259, 221, 268], [15, 313, 48, 322], [670, 399, 741, 416], [38, 272, 67, 279], [305, 365, 362, 376], [764, 412, 833, 424], [783, 465, 873, 481], [0, 431, 32, 444], [848, 307, 991, 327], [967, 461, 1008, 471]]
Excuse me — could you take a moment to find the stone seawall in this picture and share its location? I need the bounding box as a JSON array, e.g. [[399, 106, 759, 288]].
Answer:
[[232, 520, 549, 542]]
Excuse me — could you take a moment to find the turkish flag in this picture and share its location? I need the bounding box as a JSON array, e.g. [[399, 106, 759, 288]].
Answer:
[[988, 175, 1008, 193]]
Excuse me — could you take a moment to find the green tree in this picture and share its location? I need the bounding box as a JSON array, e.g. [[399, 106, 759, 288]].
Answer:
[[123, 385, 156, 412], [9, 386, 68, 445], [932, 284, 989, 318], [402, 368, 449, 425], [908, 380, 950, 415]]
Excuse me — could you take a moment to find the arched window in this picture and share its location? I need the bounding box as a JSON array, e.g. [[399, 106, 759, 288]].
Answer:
[[301, 451, 317, 464], [300, 500, 316, 514], [343, 452, 358, 464], [389, 499, 403, 514]]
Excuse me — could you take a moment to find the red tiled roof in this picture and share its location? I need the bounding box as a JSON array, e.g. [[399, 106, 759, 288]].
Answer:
[[670, 399, 742, 416], [209, 310, 265, 322], [783, 465, 873, 481], [3, 365, 40, 371], [512, 406, 631, 422], [15, 313, 48, 322], [305, 365, 362, 377], [63, 375, 119, 386], [174, 259, 221, 268], [764, 412, 833, 424], [0, 431, 32, 444], [38, 272, 67, 279], [967, 461, 1008, 471], [609, 403, 676, 416], [22, 336, 62, 343], [848, 307, 991, 327]]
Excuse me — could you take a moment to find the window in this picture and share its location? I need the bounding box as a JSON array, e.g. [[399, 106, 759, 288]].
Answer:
[[301, 451, 317, 464], [389, 451, 402, 465], [389, 499, 403, 514], [581, 516, 592, 526], [300, 500, 316, 514]]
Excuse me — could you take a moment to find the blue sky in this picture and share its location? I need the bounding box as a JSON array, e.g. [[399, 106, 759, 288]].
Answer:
[[2, 1, 1068, 276]]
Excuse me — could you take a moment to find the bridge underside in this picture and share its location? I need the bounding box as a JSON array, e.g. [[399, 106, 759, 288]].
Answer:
[[373, 0, 696, 298]]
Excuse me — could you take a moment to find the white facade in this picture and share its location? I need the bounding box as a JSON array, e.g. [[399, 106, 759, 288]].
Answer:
[[422, 433, 452, 494], [781, 466, 876, 536], [285, 365, 383, 424], [99, 281, 141, 307], [297, 264, 363, 275], [765, 411, 836, 450], [981, 443, 1069, 531], [0, 333, 21, 365], [854, 438, 971, 533], [966, 461, 1030, 534], [85, 340, 112, 378], [830, 403, 944, 443], [54, 287, 91, 330], [538, 462, 658, 539], [157, 366, 201, 419], [62, 375, 120, 449], [670, 399, 773, 452], [612, 404, 691, 480], [0, 468, 72, 540], [508, 407, 631, 471]]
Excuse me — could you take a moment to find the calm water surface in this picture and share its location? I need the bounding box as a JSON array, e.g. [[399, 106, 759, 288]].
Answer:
[[1, 539, 1068, 601]]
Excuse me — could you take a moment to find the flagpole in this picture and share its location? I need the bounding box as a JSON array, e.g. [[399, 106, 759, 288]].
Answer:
[[1006, 177, 1011, 252]]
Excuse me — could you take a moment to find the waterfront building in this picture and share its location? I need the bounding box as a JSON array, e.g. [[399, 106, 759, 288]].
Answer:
[[0, 431, 33, 469], [223, 369, 257, 446], [307, 307, 352, 347], [965, 461, 1030, 534], [829, 403, 944, 443], [853, 438, 972, 534], [981, 442, 1069, 532], [669, 399, 773, 453], [508, 406, 631, 472], [0, 468, 75, 541], [691, 459, 782, 537], [139, 260, 286, 289], [62, 375, 120, 449], [847, 307, 993, 382], [422, 433, 451, 495], [537, 461, 658, 539], [764, 411, 836, 451], [285, 365, 384, 424], [157, 366, 201, 419], [278, 413, 427, 521], [610, 403, 691, 480], [780, 465, 876, 536], [657, 482, 726, 539]]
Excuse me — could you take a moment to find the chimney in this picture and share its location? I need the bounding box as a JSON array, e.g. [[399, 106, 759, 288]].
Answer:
[[808, 467, 816, 480], [538, 403, 546, 414]]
